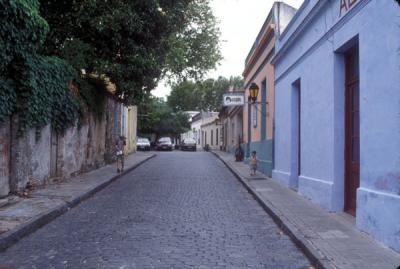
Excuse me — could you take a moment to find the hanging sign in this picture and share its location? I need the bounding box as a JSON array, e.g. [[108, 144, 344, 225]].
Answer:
[[223, 92, 245, 107]]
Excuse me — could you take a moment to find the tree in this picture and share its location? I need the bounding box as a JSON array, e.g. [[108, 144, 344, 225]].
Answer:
[[137, 96, 190, 138], [165, 80, 200, 111], [167, 76, 244, 112], [39, 0, 222, 105], [164, 0, 222, 81]]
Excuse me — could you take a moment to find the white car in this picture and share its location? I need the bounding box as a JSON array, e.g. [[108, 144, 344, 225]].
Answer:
[[137, 138, 151, 151]]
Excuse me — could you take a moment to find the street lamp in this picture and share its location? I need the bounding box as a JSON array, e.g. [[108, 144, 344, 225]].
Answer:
[[249, 82, 259, 103]]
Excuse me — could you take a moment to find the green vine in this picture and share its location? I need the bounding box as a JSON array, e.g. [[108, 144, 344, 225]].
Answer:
[[0, 0, 107, 135], [0, 77, 17, 123], [13, 55, 80, 134]]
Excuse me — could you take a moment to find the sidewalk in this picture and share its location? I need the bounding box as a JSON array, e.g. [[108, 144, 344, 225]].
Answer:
[[212, 150, 400, 269], [0, 152, 155, 252]]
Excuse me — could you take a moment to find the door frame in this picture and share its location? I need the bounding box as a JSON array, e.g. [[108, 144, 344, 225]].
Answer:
[[344, 45, 360, 216]]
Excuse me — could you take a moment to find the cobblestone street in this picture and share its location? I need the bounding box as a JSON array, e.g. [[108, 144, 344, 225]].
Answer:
[[0, 152, 311, 269]]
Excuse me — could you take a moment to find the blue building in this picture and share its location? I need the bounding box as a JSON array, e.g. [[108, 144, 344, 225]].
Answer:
[[272, 0, 400, 251]]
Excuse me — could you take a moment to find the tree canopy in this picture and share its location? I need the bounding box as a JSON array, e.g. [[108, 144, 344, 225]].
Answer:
[[0, 0, 222, 134], [39, 0, 222, 105], [167, 76, 243, 112], [137, 96, 190, 137]]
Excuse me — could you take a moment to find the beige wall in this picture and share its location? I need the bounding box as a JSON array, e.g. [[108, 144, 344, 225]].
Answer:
[[126, 106, 137, 154]]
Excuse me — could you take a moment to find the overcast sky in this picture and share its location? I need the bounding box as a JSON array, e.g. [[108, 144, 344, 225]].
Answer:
[[152, 0, 304, 98]]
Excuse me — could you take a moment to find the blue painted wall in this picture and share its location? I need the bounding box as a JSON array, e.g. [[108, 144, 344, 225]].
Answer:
[[272, 0, 400, 252], [242, 139, 273, 177]]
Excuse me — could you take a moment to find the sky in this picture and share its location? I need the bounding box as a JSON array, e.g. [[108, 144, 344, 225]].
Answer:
[[152, 0, 304, 98]]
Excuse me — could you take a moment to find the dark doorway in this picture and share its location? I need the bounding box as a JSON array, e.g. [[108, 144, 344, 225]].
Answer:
[[290, 79, 301, 189], [344, 46, 360, 216]]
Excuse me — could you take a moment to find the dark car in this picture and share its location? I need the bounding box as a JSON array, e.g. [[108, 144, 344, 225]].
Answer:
[[156, 137, 173, 151], [180, 138, 197, 151], [137, 138, 151, 151]]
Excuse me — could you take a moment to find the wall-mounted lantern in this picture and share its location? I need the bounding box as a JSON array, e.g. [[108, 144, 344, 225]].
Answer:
[[249, 82, 259, 103]]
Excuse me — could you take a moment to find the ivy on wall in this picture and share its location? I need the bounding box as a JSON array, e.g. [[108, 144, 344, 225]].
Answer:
[[0, 0, 104, 134], [13, 56, 80, 134]]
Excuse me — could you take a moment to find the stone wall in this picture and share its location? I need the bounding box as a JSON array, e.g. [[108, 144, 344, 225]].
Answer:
[[0, 96, 123, 196], [9, 117, 51, 193], [58, 122, 89, 178], [0, 119, 10, 197]]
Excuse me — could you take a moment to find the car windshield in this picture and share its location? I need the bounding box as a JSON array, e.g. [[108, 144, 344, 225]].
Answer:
[[159, 137, 171, 142], [184, 139, 196, 143], [138, 138, 149, 143]]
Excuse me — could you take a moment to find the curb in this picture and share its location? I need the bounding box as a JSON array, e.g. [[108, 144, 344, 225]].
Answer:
[[66, 154, 156, 207], [211, 151, 333, 269], [0, 154, 156, 252]]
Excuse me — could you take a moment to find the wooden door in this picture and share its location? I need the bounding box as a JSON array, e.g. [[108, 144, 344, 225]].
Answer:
[[344, 46, 360, 215]]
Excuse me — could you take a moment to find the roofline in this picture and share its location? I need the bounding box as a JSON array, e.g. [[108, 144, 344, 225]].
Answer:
[[244, 2, 276, 65]]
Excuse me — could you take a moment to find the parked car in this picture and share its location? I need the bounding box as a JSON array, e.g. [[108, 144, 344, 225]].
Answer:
[[180, 139, 197, 151], [156, 137, 173, 151], [137, 138, 151, 151]]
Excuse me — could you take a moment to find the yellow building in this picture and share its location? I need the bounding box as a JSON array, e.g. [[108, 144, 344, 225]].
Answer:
[[121, 105, 137, 154]]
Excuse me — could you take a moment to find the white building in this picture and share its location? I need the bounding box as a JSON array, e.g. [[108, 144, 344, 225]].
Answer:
[[188, 111, 219, 148], [200, 116, 220, 150]]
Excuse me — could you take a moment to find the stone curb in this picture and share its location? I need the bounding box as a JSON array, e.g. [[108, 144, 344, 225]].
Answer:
[[0, 154, 156, 252], [211, 151, 334, 269]]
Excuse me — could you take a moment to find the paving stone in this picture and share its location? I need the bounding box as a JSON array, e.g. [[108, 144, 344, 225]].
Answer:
[[0, 152, 311, 268], [213, 150, 400, 269]]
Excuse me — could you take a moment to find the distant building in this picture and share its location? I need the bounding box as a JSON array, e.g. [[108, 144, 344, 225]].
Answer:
[[272, 0, 400, 252], [219, 86, 244, 154], [200, 114, 220, 150], [190, 111, 219, 148], [121, 105, 137, 154]]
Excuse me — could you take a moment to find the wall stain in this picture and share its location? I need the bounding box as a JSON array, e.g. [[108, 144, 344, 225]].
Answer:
[[374, 172, 400, 195]]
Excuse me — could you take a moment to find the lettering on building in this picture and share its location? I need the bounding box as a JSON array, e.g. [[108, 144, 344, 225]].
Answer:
[[339, 0, 359, 18]]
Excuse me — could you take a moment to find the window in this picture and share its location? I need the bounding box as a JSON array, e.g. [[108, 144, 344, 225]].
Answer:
[[211, 130, 214, 145], [216, 128, 219, 145]]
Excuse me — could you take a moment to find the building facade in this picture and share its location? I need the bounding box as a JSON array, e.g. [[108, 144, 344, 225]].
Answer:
[[272, 0, 400, 251], [243, 2, 297, 176], [200, 117, 220, 150], [121, 105, 138, 154], [191, 111, 219, 148], [219, 89, 244, 154]]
